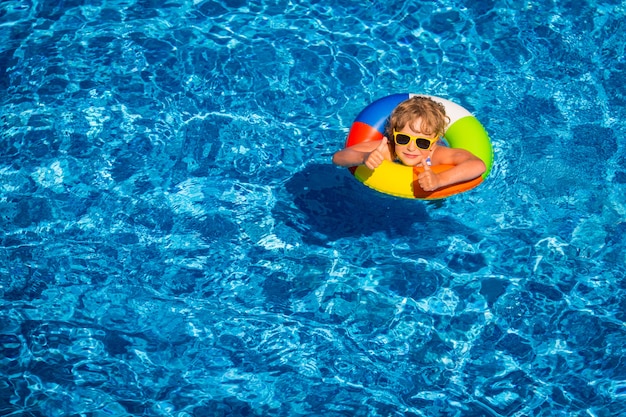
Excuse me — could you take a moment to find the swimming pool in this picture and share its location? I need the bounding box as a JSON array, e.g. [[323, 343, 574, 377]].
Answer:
[[1, 0, 625, 415]]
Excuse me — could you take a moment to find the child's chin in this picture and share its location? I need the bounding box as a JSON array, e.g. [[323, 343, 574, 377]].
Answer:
[[399, 158, 420, 167]]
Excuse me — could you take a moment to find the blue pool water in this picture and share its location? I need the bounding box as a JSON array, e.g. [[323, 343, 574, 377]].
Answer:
[[1, 0, 626, 415]]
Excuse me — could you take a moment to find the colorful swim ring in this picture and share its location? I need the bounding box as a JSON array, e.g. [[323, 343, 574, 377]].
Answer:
[[345, 93, 493, 199]]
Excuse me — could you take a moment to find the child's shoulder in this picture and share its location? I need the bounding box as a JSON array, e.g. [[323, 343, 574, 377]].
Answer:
[[433, 144, 476, 165], [433, 144, 455, 158]]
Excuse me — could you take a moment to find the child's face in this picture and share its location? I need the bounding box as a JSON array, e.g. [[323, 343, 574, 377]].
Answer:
[[393, 121, 438, 166]]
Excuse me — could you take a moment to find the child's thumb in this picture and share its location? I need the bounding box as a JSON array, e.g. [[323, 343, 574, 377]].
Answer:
[[377, 136, 388, 152], [422, 156, 431, 171]]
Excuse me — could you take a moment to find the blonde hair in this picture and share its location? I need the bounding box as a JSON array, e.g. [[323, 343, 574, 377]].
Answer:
[[385, 96, 449, 156]]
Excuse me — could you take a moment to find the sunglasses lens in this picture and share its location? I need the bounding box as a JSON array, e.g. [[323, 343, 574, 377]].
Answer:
[[415, 138, 432, 149], [395, 134, 411, 145]]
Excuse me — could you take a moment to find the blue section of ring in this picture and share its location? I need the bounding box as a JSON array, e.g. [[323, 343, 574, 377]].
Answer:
[[354, 93, 409, 133]]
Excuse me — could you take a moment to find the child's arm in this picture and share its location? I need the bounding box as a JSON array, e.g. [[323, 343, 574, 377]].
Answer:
[[417, 148, 486, 191], [332, 138, 390, 169]]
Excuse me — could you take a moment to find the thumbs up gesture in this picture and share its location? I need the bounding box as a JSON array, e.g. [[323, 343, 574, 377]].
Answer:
[[417, 157, 441, 191], [364, 137, 388, 170]]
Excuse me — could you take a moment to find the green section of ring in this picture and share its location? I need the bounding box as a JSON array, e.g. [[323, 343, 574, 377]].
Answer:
[[444, 116, 493, 179]]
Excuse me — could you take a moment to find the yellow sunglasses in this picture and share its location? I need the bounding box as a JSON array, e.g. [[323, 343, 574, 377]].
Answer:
[[393, 130, 438, 150]]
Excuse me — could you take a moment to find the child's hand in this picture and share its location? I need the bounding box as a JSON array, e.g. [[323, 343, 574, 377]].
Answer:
[[364, 137, 388, 170], [417, 159, 441, 191]]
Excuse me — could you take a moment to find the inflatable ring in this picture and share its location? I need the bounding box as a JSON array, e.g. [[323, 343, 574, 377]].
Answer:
[[345, 93, 493, 199]]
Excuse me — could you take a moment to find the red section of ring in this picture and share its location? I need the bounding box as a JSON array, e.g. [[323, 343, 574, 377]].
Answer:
[[346, 121, 383, 147]]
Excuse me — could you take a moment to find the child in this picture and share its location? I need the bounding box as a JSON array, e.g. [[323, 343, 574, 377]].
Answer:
[[332, 96, 486, 192]]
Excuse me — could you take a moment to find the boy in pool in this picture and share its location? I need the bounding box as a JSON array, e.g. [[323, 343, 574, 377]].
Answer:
[[332, 96, 486, 192]]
